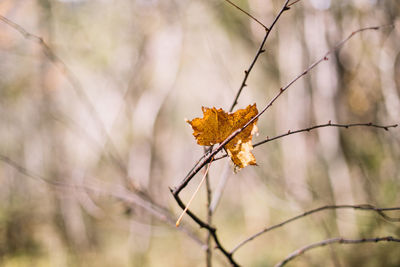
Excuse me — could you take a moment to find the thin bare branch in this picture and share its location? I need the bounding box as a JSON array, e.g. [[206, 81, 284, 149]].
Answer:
[[176, 158, 213, 227], [274, 236, 400, 267], [203, 149, 214, 266], [287, 0, 302, 7], [231, 204, 400, 254], [223, 0, 268, 30], [173, 25, 389, 196], [254, 122, 398, 147], [212, 122, 398, 161], [205, 164, 213, 266], [180, 2, 285, 240], [169, 190, 239, 266], [229, 0, 291, 112]]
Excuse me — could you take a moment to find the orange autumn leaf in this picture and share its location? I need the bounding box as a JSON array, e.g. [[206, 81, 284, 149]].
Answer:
[[187, 104, 258, 169]]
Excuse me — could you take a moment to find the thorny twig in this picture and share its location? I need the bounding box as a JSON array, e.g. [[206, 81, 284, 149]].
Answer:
[[223, 0, 268, 30], [171, 23, 394, 266], [213, 122, 398, 161], [173, 25, 391, 196], [287, 0, 302, 7], [171, 2, 293, 265], [231, 204, 400, 254], [170, 191, 238, 265], [254, 122, 398, 147], [274, 236, 400, 267], [203, 0, 304, 224], [229, 0, 291, 112], [176, 157, 214, 227], [225, 0, 307, 111]]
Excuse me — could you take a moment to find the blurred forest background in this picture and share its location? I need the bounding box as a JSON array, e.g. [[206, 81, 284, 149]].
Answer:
[[0, 0, 400, 266]]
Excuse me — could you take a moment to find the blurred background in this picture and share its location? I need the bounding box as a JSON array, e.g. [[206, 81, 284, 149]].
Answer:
[[0, 0, 399, 266]]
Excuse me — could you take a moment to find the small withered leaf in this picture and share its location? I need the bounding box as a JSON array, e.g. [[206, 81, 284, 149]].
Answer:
[[187, 104, 258, 169]]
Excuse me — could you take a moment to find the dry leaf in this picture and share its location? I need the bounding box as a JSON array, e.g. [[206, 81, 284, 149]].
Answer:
[[187, 104, 258, 169]]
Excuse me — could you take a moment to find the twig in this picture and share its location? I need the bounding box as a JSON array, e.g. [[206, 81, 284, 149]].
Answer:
[[231, 204, 400, 254], [170, 3, 294, 265], [254, 122, 398, 147], [180, 0, 292, 197], [212, 122, 398, 161], [173, 25, 388, 196], [274, 236, 400, 267], [172, 8, 293, 250], [287, 0, 302, 7], [205, 154, 213, 267], [176, 158, 213, 227], [229, 0, 291, 112], [170, 191, 239, 266], [223, 0, 268, 30]]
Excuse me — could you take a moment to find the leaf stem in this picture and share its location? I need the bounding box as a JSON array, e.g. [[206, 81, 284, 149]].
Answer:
[[176, 158, 213, 227]]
